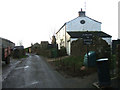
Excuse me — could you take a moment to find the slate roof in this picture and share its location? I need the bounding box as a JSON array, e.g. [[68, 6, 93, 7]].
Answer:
[[14, 46, 24, 50], [67, 31, 112, 38], [1, 37, 14, 44], [86, 16, 102, 24]]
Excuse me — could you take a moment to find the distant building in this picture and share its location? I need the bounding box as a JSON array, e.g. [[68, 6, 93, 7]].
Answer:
[[0, 37, 15, 62], [32, 43, 40, 48], [56, 9, 112, 55], [14, 46, 24, 50], [41, 41, 49, 49], [0, 37, 15, 49], [31, 43, 40, 53]]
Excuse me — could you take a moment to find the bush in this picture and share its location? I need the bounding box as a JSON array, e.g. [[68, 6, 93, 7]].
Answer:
[[53, 55, 96, 77], [55, 55, 84, 70], [12, 49, 26, 59], [58, 46, 67, 57], [110, 54, 117, 70], [36, 48, 52, 58], [71, 36, 111, 60]]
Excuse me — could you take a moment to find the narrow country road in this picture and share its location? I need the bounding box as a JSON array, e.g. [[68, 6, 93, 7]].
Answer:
[[2, 54, 64, 88], [2, 54, 98, 88]]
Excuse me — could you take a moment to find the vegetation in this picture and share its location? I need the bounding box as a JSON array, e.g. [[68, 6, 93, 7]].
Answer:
[[12, 54, 28, 59], [110, 54, 117, 70], [52, 55, 96, 77], [12, 49, 27, 59], [71, 36, 111, 60], [55, 56, 83, 69], [36, 48, 52, 58], [58, 46, 67, 57], [31, 42, 68, 58], [18, 54, 28, 59], [110, 54, 119, 78], [49, 36, 112, 77]]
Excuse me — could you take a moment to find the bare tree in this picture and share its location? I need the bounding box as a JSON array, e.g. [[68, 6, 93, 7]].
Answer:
[[49, 28, 56, 44], [19, 40, 23, 46]]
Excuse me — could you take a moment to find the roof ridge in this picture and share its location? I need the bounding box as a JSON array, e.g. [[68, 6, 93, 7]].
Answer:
[[100, 31, 112, 37], [66, 16, 79, 24], [86, 16, 102, 24]]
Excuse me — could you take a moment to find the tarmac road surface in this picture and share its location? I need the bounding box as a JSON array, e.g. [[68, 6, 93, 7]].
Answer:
[[2, 54, 64, 88], [2, 54, 98, 88]]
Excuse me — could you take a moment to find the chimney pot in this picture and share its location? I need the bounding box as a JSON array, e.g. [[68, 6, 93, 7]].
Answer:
[[81, 8, 82, 11], [78, 9, 86, 17]]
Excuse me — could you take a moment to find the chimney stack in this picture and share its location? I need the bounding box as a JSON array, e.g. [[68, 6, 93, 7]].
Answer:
[[51, 35, 56, 45], [78, 8, 86, 17]]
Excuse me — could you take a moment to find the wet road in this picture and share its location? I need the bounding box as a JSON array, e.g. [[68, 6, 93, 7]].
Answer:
[[2, 54, 64, 88]]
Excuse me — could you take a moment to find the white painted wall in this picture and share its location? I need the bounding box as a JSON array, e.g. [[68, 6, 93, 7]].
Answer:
[[66, 40, 71, 55], [66, 17, 101, 32], [102, 37, 112, 46], [71, 38, 78, 42], [66, 32, 71, 55], [56, 25, 66, 49]]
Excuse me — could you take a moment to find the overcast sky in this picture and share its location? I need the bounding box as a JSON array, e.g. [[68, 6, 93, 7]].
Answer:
[[0, 0, 119, 48]]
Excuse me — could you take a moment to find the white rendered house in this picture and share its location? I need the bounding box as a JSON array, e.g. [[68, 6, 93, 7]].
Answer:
[[56, 9, 112, 55]]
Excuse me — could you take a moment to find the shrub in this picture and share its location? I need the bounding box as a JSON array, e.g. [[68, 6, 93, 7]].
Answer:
[[71, 36, 111, 60], [110, 54, 117, 70], [12, 49, 26, 59], [58, 46, 67, 57]]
